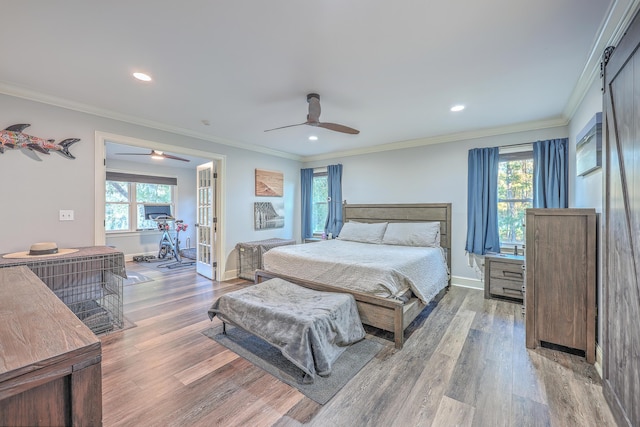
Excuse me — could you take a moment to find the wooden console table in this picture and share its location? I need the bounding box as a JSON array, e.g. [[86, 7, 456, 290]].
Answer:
[[0, 266, 102, 426]]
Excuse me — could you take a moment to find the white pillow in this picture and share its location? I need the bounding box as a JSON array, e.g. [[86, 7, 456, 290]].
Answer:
[[337, 222, 388, 244], [382, 222, 441, 247]]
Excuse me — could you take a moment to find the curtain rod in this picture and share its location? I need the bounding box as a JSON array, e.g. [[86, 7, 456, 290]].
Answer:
[[499, 142, 533, 149]]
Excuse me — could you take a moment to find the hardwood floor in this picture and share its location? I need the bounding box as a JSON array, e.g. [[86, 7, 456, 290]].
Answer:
[[101, 262, 617, 427]]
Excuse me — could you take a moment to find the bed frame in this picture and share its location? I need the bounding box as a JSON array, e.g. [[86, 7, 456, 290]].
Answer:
[[255, 202, 452, 349]]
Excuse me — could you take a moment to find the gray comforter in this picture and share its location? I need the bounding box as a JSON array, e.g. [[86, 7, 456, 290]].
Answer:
[[208, 278, 365, 382], [263, 239, 449, 304]]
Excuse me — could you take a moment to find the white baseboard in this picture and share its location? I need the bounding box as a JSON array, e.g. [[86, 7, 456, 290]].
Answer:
[[222, 269, 239, 281], [123, 252, 151, 262], [124, 251, 157, 262], [451, 275, 483, 290], [594, 343, 603, 378]]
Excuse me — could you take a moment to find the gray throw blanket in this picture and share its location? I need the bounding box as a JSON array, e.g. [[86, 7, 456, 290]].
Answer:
[[208, 278, 365, 382]]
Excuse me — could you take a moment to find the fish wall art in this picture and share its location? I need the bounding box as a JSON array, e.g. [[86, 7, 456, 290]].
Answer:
[[0, 124, 79, 159]]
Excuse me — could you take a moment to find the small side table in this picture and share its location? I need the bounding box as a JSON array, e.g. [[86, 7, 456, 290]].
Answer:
[[236, 238, 296, 280], [484, 253, 525, 302]]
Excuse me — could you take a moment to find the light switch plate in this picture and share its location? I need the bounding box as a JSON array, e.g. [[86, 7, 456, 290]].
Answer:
[[59, 210, 74, 221]]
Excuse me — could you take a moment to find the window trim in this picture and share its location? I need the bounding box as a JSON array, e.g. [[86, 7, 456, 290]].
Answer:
[[311, 169, 328, 237]]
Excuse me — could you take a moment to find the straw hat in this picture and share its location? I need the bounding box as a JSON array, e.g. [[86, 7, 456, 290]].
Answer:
[[3, 242, 79, 259]]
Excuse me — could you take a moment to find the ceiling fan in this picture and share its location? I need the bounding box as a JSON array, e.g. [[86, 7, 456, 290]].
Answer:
[[115, 150, 190, 162], [265, 93, 359, 135]]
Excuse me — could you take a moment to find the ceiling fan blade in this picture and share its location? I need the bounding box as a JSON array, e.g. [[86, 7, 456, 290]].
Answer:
[[161, 153, 190, 162], [317, 122, 360, 135], [265, 93, 359, 135], [264, 122, 307, 132]]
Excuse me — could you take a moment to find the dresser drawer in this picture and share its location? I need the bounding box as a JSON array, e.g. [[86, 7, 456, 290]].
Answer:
[[490, 277, 524, 299], [489, 261, 524, 282]]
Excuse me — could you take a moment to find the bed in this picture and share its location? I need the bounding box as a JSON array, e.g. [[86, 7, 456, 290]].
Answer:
[[256, 202, 452, 349]]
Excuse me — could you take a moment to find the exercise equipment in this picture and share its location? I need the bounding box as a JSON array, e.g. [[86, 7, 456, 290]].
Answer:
[[150, 213, 195, 269]]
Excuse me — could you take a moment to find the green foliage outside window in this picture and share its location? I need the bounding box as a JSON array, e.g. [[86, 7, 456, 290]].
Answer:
[[106, 181, 130, 231], [106, 203, 129, 231], [498, 158, 533, 246], [312, 174, 328, 234], [136, 183, 172, 229], [106, 181, 129, 202]]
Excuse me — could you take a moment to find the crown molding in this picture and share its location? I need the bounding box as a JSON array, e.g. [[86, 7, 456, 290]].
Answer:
[[0, 82, 302, 161], [563, 0, 640, 120], [302, 117, 568, 162]]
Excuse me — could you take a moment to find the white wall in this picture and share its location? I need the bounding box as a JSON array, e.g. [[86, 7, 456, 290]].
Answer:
[[568, 77, 604, 345], [1, 89, 603, 287], [304, 125, 568, 287], [0, 93, 301, 279], [220, 148, 301, 276], [569, 79, 603, 209]]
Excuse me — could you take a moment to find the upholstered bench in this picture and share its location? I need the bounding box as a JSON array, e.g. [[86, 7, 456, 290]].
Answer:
[[207, 277, 365, 382]]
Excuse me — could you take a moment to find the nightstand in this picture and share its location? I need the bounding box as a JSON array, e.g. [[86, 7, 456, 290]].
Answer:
[[484, 253, 525, 302]]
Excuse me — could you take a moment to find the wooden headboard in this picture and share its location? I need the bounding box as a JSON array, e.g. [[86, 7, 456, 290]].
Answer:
[[342, 202, 452, 276]]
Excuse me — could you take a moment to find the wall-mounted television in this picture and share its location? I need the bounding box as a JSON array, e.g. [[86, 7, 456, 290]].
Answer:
[[143, 204, 173, 220], [576, 112, 602, 177]]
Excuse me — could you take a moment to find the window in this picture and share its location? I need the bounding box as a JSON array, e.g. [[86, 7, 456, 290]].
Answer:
[[136, 183, 174, 229], [105, 172, 176, 232], [312, 172, 328, 234], [106, 181, 131, 231], [497, 150, 533, 249]]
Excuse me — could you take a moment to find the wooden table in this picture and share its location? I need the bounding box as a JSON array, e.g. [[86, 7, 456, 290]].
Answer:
[[0, 266, 102, 426]]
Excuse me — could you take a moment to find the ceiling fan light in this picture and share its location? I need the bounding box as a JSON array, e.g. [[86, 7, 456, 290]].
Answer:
[[151, 150, 164, 160], [133, 72, 152, 82]]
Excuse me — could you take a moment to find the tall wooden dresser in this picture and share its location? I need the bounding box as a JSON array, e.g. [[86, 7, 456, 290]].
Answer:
[[524, 208, 596, 363]]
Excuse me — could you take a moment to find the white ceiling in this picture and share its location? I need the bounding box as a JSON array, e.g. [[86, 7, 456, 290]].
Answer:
[[1, 1, 635, 160]]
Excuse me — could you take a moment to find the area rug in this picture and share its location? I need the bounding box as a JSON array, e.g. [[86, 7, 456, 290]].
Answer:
[[123, 271, 154, 286], [202, 324, 383, 404]]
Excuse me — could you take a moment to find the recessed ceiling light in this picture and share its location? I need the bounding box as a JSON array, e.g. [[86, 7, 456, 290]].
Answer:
[[450, 105, 465, 112], [309, 135, 318, 141], [133, 72, 152, 82]]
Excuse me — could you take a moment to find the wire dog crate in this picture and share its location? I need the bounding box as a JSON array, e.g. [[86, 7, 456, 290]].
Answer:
[[236, 238, 296, 280], [0, 247, 125, 335]]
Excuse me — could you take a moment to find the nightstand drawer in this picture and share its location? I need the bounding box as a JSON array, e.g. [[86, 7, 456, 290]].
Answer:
[[484, 253, 524, 302], [490, 278, 524, 298], [489, 261, 524, 282]]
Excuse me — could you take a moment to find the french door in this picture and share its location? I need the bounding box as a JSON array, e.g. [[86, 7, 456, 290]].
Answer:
[[196, 162, 216, 279]]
